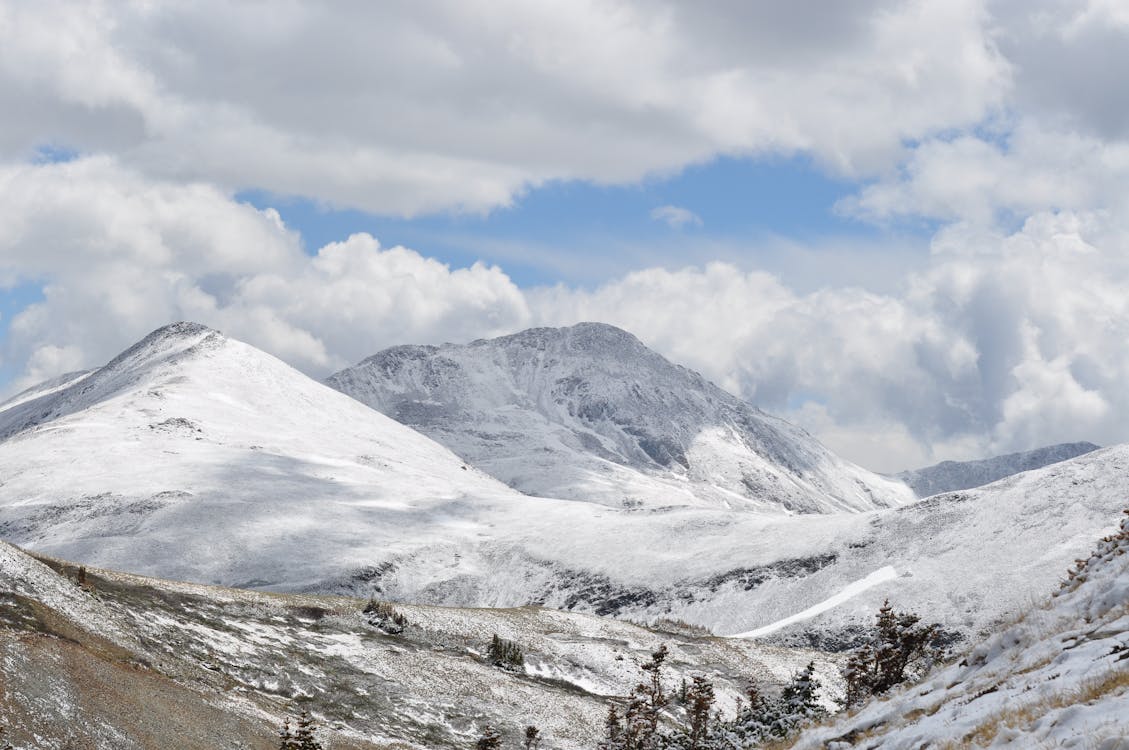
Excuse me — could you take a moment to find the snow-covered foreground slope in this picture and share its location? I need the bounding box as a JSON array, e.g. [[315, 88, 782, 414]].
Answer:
[[0, 323, 1125, 645], [896, 441, 1100, 498], [0, 542, 833, 750], [789, 513, 1129, 749], [327, 323, 913, 514]]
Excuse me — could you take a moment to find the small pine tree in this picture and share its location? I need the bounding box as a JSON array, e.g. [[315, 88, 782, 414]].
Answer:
[[278, 716, 298, 750], [685, 674, 716, 750], [522, 725, 542, 750], [294, 710, 322, 750], [475, 725, 502, 750], [487, 633, 525, 670], [598, 703, 624, 750], [840, 599, 941, 707], [363, 597, 408, 634], [779, 662, 824, 722], [640, 643, 669, 738]]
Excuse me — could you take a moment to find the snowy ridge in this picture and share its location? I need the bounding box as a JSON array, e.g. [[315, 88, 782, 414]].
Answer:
[[327, 322, 913, 514], [791, 512, 1129, 749], [896, 441, 1101, 497]]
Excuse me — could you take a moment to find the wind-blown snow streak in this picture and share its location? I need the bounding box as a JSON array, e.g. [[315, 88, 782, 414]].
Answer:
[[729, 566, 898, 639]]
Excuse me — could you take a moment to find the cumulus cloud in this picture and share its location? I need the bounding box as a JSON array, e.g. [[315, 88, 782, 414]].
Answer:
[[0, 158, 530, 390], [0, 0, 1009, 215], [650, 205, 702, 229]]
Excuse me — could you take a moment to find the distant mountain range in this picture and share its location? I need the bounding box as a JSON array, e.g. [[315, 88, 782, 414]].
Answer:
[[0, 321, 1122, 646], [896, 441, 1101, 497]]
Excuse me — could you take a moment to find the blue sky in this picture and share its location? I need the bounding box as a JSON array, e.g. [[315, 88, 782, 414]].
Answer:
[[238, 155, 931, 290]]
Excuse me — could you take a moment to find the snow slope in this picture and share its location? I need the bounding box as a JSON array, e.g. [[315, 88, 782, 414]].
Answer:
[[790, 512, 1129, 749], [0, 323, 1125, 646], [0, 322, 520, 588], [327, 323, 913, 514], [896, 441, 1100, 497], [0, 542, 834, 750]]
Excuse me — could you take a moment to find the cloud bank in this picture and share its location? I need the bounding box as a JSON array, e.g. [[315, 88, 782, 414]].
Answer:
[[0, 0, 1007, 215]]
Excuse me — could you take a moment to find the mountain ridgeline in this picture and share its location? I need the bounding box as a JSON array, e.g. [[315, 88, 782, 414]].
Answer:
[[896, 441, 1101, 498], [327, 322, 913, 514]]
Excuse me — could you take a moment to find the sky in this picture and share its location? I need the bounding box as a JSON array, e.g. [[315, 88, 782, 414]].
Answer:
[[1, 0, 1129, 473]]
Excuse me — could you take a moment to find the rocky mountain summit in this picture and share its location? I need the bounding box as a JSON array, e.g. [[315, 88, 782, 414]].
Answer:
[[328, 323, 913, 514]]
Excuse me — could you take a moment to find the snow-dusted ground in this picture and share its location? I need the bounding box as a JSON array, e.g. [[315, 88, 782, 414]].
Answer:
[[0, 323, 1125, 644], [789, 514, 1129, 749], [327, 323, 913, 514], [0, 541, 835, 749]]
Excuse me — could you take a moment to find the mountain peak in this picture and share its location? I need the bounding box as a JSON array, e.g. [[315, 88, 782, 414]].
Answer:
[[485, 322, 643, 347], [149, 320, 219, 339], [329, 323, 914, 513]]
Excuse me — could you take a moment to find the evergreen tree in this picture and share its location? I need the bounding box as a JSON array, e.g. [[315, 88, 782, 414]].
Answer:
[[363, 597, 408, 634], [780, 662, 821, 717], [841, 648, 872, 708], [278, 716, 298, 750], [475, 725, 502, 750], [639, 644, 669, 740], [841, 599, 941, 706], [522, 725, 542, 750], [487, 634, 525, 671], [294, 710, 322, 750], [598, 703, 624, 750], [684, 674, 716, 750]]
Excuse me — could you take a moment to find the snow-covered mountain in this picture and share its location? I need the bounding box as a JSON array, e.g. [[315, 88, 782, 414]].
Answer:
[[0, 322, 1124, 647], [0, 321, 521, 588], [327, 323, 913, 514], [896, 441, 1100, 497]]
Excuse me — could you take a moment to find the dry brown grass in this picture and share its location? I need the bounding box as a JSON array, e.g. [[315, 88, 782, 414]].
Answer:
[[956, 662, 1129, 747]]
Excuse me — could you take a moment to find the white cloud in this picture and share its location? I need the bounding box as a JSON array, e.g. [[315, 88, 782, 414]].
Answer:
[[650, 205, 702, 229], [0, 158, 529, 390], [0, 0, 1009, 215]]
